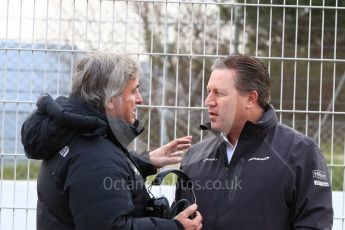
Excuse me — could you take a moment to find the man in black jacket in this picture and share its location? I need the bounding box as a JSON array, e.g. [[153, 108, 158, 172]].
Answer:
[[176, 55, 333, 229], [21, 53, 202, 230]]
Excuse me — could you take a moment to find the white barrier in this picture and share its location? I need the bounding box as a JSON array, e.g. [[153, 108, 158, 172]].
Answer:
[[0, 181, 343, 229]]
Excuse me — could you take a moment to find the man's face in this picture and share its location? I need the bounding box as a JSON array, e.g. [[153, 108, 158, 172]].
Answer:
[[205, 68, 248, 134], [106, 78, 143, 125]]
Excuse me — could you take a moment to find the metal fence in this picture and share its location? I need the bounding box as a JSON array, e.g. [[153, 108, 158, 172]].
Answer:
[[0, 0, 344, 229]]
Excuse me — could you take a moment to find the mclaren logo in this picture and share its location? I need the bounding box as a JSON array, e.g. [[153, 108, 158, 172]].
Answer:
[[248, 156, 270, 161], [203, 158, 218, 162]]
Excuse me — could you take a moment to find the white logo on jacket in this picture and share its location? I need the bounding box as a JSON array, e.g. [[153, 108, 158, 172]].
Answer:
[[312, 170, 329, 187], [59, 146, 69, 158], [312, 170, 326, 180], [314, 180, 330, 187], [203, 158, 218, 163], [248, 156, 270, 161], [131, 165, 141, 177]]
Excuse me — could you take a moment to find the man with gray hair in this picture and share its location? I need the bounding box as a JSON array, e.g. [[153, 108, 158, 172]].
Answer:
[[21, 53, 202, 230]]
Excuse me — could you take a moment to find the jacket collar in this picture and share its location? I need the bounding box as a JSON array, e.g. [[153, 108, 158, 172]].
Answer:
[[66, 95, 144, 147], [200, 104, 278, 140], [240, 104, 278, 139], [67, 95, 144, 149], [107, 117, 144, 149]]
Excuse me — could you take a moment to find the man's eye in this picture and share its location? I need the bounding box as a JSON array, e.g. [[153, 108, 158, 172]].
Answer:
[[207, 90, 223, 96], [216, 91, 226, 96]]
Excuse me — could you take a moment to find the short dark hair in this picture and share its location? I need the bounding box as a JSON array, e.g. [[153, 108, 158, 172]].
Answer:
[[211, 54, 270, 109]]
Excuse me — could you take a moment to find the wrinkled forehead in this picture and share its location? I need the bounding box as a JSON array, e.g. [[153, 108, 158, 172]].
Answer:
[[208, 68, 236, 89]]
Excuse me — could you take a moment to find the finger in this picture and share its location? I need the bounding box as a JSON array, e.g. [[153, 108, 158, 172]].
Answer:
[[167, 141, 191, 151], [176, 135, 192, 140], [175, 137, 193, 144], [176, 143, 192, 150], [181, 204, 197, 217], [183, 135, 193, 140], [193, 211, 202, 223], [178, 137, 192, 143], [169, 151, 183, 157]]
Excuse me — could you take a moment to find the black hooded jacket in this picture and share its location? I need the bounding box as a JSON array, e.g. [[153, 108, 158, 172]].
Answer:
[[21, 94, 182, 230], [176, 105, 333, 230]]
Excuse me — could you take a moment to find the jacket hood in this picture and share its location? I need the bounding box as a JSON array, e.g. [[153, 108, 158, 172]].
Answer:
[[38, 93, 108, 135], [21, 94, 143, 160]]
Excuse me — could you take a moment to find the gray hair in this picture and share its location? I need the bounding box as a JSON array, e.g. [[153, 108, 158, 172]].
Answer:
[[71, 53, 140, 112]]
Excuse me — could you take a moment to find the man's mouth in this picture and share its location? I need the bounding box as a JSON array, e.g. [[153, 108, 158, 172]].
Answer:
[[208, 112, 218, 117]]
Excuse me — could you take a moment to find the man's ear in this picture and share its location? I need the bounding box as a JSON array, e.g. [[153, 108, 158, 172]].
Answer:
[[246, 91, 259, 109], [105, 96, 116, 110]]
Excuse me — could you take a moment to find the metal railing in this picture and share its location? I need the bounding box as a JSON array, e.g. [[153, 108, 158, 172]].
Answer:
[[0, 0, 344, 229]]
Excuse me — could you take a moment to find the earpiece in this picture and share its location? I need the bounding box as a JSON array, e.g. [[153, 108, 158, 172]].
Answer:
[[146, 169, 196, 219]]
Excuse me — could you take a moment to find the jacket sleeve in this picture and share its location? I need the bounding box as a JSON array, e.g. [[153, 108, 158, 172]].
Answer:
[[291, 143, 333, 230], [63, 154, 180, 230], [129, 151, 157, 179]]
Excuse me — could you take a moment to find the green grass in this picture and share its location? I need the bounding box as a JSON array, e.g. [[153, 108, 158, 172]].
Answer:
[[321, 144, 344, 190], [146, 173, 178, 185], [1, 161, 41, 180]]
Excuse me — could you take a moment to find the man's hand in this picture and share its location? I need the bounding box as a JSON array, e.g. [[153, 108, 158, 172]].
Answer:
[[149, 136, 192, 168], [174, 204, 202, 230]]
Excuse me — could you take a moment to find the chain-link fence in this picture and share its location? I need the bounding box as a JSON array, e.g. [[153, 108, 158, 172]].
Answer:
[[0, 0, 344, 229]]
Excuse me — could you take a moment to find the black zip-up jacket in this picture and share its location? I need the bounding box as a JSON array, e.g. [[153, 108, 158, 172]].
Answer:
[[21, 94, 183, 230], [176, 105, 333, 230]]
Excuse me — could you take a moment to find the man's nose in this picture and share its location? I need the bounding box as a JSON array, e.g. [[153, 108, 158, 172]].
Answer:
[[136, 92, 143, 104], [205, 93, 215, 107]]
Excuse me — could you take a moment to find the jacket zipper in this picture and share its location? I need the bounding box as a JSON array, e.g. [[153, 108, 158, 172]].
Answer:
[[229, 158, 245, 200], [213, 161, 231, 230], [213, 157, 245, 230]]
